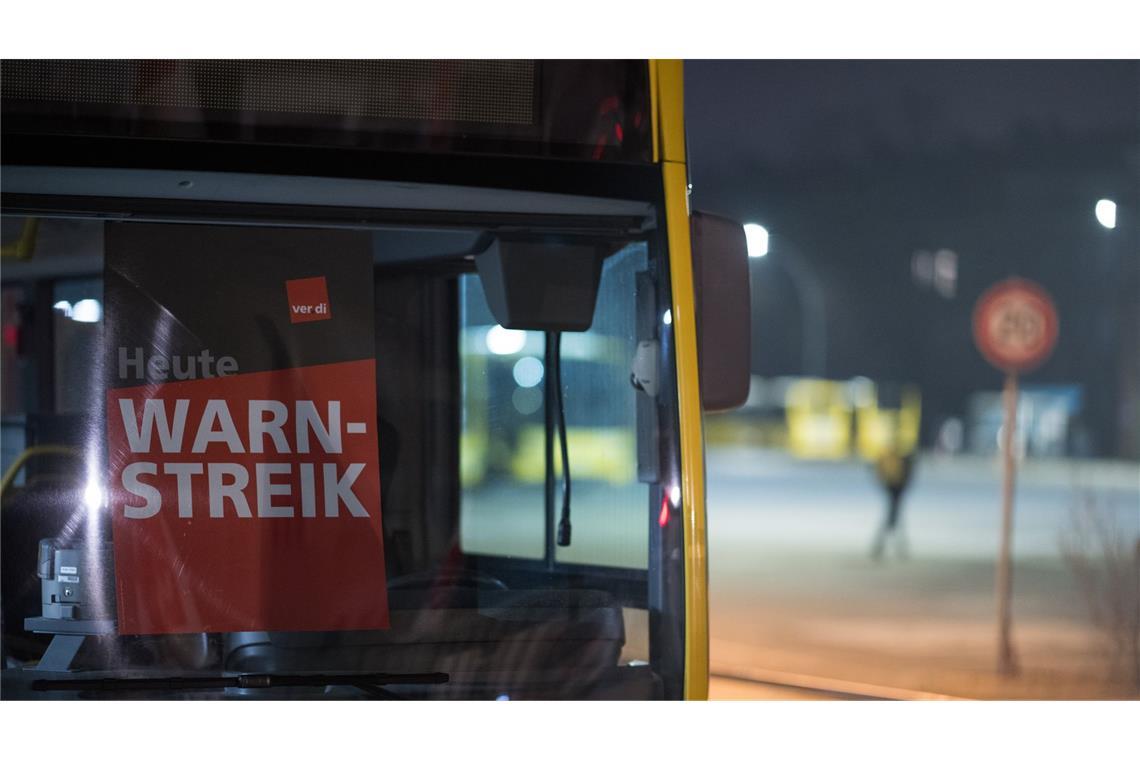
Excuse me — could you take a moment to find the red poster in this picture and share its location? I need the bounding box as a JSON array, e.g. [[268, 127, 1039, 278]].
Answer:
[[105, 224, 388, 634]]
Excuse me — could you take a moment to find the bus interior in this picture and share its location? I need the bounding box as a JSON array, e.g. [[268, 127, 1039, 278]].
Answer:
[[0, 171, 687, 699]]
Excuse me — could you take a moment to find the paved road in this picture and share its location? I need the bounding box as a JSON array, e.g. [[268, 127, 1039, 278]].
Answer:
[[461, 447, 1138, 697], [710, 675, 844, 700], [706, 447, 1139, 699], [708, 448, 1138, 559]]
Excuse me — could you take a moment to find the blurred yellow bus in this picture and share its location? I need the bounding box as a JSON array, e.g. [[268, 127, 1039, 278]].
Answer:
[[785, 378, 853, 459], [854, 382, 921, 461]]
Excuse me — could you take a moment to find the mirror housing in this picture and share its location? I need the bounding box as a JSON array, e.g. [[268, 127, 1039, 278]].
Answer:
[[475, 235, 606, 332], [691, 211, 751, 412]]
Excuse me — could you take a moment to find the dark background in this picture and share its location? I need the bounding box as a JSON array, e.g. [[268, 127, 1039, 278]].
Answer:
[[105, 223, 375, 388], [686, 60, 1140, 458]]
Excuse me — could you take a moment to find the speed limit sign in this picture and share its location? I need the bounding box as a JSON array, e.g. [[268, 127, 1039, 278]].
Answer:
[[972, 278, 1059, 374], [971, 276, 1059, 677]]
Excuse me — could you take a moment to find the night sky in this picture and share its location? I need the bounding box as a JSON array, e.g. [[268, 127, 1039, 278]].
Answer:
[[683, 60, 1139, 457], [687, 60, 1139, 180]]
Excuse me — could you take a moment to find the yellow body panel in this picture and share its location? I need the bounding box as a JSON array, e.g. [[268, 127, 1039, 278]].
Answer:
[[855, 387, 922, 461], [785, 379, 853, 460], [653, 59, 709, 700]]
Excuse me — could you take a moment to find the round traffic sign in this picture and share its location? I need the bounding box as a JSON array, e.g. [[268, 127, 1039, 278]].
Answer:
[[972, 278, 1058, 373]]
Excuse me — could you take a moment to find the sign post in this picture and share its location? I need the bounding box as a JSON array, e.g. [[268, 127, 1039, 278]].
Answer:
[[995, 370, 1019, 675], [972, 278, 1058, 676]]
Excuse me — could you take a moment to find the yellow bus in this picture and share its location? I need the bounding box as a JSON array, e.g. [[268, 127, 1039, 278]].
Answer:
[[854, 382, 922, 462], [0, 60, 749, 699], [785, 378, 854, 460], [460, 329, 637, 486]]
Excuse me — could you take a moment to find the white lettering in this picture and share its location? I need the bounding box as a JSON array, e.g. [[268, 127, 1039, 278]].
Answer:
[[323, 462, 368, 518], [300, 462, 317, 518], [296, 401, 341, 454], [208, 463, 252, 518], [117, 347, 238, 381], [117, 461, 372, 520], [256, 463, 294, 518], [122, 462, 160, 519], [192, 400, 245, 454], [119, 347, 144, 380], [249, 400, 290, 454], [165, 462, 203, 518], [216, 356, 238, 376], [118, 398, 189, 454], [146, 354, 169, 378]]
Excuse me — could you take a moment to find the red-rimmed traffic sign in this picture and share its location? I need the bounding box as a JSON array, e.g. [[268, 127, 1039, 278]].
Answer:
[[972, 278, 1059, 374], [971, 276, 1060, 677]]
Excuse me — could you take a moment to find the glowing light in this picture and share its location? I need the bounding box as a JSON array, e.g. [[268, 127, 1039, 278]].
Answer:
[[512, 356, 544, 388], [485, 325, 527, 355], [658, 495, 670, 527], [1095, 199, 1117, 230], [83, 480, 105, 510], [71, 299, 103, 323], [744, 223, 769, 258], [663, 309, 672, 326], [496, 694, 510, 701], [53, 300, 73, 316], [511, 386, 542, 415], [669, 485, 681, 506]]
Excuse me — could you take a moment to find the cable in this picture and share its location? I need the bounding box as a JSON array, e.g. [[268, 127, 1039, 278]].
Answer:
[[552, 331, 572, 547]]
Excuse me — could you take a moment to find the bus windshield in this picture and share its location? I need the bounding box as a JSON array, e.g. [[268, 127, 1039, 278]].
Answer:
[[0, 212, 684, 700]]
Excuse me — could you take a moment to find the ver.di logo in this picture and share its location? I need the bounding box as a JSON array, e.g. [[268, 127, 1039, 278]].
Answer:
[[285, 276, 332, 324]]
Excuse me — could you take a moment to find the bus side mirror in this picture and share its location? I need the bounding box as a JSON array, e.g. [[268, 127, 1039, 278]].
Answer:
[[691, 211, 751, 412]]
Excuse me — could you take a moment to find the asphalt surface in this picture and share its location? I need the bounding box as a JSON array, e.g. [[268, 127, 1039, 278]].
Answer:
[[460, 447, 1138, 698], [709, 448, 1138, 558], [706, 447, 1139, 699]]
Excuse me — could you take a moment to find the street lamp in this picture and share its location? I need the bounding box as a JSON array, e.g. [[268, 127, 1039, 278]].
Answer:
[[1095, 199, 1117, 230], [744, 223, 769, 258]]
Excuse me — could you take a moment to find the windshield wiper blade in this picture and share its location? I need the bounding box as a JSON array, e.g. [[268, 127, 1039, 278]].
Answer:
[[32, 671, 449, 694]]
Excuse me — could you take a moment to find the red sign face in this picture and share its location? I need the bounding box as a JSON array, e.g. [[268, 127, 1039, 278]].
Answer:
[[972, 278, 1059, 373], [108, 360, 388, 634], [105, 224, 388, 635], [286, 276, 332, 324]]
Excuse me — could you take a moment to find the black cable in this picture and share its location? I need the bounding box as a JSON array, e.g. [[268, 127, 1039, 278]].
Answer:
[[552, 331, 572, 547], [543, 331, 557, 567]]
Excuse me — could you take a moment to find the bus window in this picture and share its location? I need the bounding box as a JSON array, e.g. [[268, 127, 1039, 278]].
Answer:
[[460, 243, 650, 570], [1, 216, 677, 699]]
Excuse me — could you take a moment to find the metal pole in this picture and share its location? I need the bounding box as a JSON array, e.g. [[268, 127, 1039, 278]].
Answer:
[[773, 236, 828, 378], [995, 371, 1020, 676]]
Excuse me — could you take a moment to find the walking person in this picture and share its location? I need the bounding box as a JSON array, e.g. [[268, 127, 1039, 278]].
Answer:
[[871, 450, 915, 560]]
